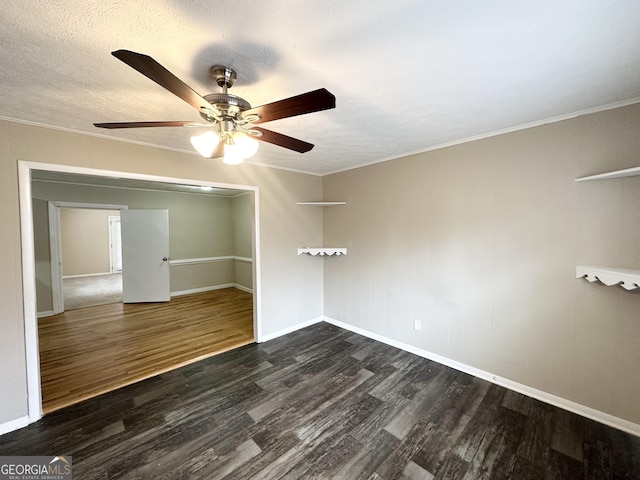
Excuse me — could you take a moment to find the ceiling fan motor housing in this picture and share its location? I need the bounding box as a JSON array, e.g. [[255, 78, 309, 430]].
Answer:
[[211, 65, 237, 89], [199, 93, 251, 123]]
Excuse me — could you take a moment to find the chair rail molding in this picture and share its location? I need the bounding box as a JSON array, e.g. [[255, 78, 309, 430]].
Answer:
[[169, 256, 253, 266]]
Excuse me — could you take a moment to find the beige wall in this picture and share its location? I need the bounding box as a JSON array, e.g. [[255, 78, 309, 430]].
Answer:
[[60, 208, 118, 277], [33, 199, 53, 313], [323, 103, 640, 426], [33, 183, 235, 260], [232, 193, 254, 290], [170, 262, 234, 292], [0, 119, 323, 426], [232, 193, 253, 258]]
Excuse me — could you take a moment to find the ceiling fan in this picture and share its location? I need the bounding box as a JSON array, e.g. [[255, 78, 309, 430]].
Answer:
[[94, 50, 336, 164]]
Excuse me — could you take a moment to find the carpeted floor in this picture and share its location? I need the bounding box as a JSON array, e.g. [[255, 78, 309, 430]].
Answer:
[[63, 273, 122, 310]]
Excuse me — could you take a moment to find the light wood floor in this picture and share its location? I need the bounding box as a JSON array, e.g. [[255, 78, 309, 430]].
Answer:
[[38, 287, 254, 414]]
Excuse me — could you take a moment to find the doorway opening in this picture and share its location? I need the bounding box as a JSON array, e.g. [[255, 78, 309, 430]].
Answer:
[[48, 202, 128, 314], [19, 161, 262, 422]]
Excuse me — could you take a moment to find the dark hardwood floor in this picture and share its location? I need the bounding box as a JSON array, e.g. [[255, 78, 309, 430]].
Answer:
[[1, 323, 639, 479]]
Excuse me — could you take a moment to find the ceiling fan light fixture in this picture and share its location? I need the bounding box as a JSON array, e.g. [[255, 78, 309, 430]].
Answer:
[[190, 130, 220, 158], [223, 132, 259, 165]]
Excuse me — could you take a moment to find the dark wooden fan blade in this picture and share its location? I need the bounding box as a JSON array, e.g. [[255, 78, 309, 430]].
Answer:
[[251, 127, 314, 153], [94, 121, 202, 129], [112, 50, 219, 116], [243, 88, 335, 124]]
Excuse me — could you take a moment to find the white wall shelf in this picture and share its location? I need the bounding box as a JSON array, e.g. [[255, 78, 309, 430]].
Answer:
[[575, 168, 640, 290], [576, 266, 640, 291], [575, 166, 640, 182], [298, 247, 347, 256], [297, 203, 346, 257]]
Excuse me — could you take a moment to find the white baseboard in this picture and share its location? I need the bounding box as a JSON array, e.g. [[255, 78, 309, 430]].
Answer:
[[233, 284, 253, 294], [37, 310, 55, 319], [171, 284, 253, 297], [259, 316, 324, 343], [62, 272, 114, 279], [171, 284, 235, 297], [0, 415, 29, 436], [322, 316, 640, 438]]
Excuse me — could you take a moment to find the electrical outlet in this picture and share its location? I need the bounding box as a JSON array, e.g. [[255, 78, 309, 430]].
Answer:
[[414, 320, 422, 331]]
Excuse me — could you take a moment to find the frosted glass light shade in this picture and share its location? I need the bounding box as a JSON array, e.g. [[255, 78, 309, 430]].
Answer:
[[233, 132, 259, 158], [223, 132, 259, 165], [191, 130, 258, 164], [223, 144, 245, 165], [190, 131, 220, 158]]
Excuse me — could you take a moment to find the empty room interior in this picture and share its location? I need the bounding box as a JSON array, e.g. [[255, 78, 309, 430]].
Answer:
[[32, 175, 256, 413], [1, 1, 640, 478]]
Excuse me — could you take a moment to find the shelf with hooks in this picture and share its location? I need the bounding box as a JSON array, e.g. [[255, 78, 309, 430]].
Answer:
[[297, 247, 347, 257], [575, 167, 640, 291], [576, 266, 640, 291]]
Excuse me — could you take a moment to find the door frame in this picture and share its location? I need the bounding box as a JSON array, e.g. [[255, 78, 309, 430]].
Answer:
[[18, 160, 262, 423], [49, 202, 128, 315], [108, 215, 122, 274]]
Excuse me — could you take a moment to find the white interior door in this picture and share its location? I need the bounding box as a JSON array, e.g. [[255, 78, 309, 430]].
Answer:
[[120, 209, 170, 303]]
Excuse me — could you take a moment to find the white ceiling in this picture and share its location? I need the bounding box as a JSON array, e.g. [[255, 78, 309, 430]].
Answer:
[[2, 1, 639, 175]]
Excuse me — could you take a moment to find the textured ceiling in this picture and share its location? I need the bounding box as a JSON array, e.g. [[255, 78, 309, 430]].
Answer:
[[2, 1, 640, 175]]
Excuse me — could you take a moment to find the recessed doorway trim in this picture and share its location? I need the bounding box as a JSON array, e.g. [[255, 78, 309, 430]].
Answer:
[[18, 160, 262, 424]]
